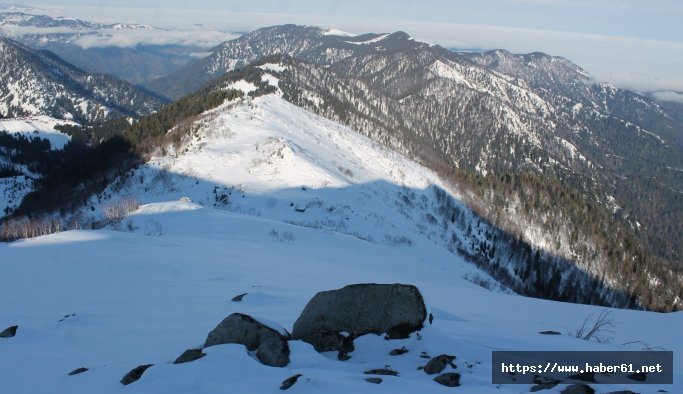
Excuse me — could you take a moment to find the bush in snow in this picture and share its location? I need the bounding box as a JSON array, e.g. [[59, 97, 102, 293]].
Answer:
[[270, 229, 295, 243], [0, 215, 62, 240], [103, 196, 139, 224]]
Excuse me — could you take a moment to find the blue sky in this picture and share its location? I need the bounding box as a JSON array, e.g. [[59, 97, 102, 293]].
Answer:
[[26, 0, 683, 96]]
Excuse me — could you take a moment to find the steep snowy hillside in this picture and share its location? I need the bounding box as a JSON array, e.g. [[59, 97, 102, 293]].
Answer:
[[0, 115, 78, 218], [0, 36, 165, 122], [94, 91, 500, 288], [0, 115, 74, 149], [0, 165, 31, 218], [83, 85, 646, 307]]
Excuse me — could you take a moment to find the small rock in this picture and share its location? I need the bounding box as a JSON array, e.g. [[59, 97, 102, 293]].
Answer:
[[120, 364, 153, 385], [433, 372, 461, 387], [173, 348, 205, 364], [68, 367, 88, 376], [389, 347, 409, 356], [365, 377, 383, 384], [231, 293, 248, 302], [204, 313, 290, 367], [561, 384, 595, 394], [364, 368, 399, 376], [280, 374, 302, 390], [627, 372, 647, 382], [538, 330, 562, 335], [424, 354, 456, 375], [0, 325, 18, 338]]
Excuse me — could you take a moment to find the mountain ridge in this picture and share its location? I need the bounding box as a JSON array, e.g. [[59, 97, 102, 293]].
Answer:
[[0, 36, 165, 123]]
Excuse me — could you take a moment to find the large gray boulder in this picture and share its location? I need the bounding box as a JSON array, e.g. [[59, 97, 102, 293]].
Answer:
[[292, 283, 427, 352], [204, 313, 290, 367]]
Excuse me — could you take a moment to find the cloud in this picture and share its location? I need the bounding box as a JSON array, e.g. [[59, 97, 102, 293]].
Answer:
[[0, 24, 237, 49], [651, 91, 683, 104], [73, 28, 237, 49], [1, 25, 85, 36]]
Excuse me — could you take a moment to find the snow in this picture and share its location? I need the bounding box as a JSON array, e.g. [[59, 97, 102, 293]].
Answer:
[[261, 73, 280, 89], [258, 63, 287, 73], [0, 115, 75, 149], [321, 28, 356, 37], [572, 102, 583, 115], [0, 175, 32, 218], [409, 37, 435, 47], [556, 136, 590, 164], [1, 202, 680, 393], [224, 80, 258, 94], [429, 60, 475, 90], [1, 93, 681, 393], [344, 33, 389, 45]]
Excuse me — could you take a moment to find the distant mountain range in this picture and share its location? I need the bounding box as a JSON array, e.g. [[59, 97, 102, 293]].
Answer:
[[0, 11, 217, 83]]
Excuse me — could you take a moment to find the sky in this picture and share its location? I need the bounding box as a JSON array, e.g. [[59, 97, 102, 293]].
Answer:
[[21, 0, 683, 99]]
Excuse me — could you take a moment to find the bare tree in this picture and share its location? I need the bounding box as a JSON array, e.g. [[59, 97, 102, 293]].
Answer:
[[575, 310, 616, 342]]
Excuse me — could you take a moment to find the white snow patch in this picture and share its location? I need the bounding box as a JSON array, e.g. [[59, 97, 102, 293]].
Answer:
[[257, 63, 287, 73], [344, 33, 389, 45], [261, 73, 280, 89], [321, 28, 356, 37], [0, 115, 76, 149], [225, 80, 258, 94]]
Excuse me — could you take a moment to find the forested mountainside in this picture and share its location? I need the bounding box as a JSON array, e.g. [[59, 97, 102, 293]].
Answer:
[[0, 36, 164, 123]]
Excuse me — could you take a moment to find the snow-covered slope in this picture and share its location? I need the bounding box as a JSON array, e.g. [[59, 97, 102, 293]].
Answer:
[[1, 185, 681, 394], [2, 91, 681, 392], [0, 172, 31, 217], [0, 36, 164, 122], [94, 93, 499, 287], [0, 115, 74, 149], [0, 115, 76, 218]]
